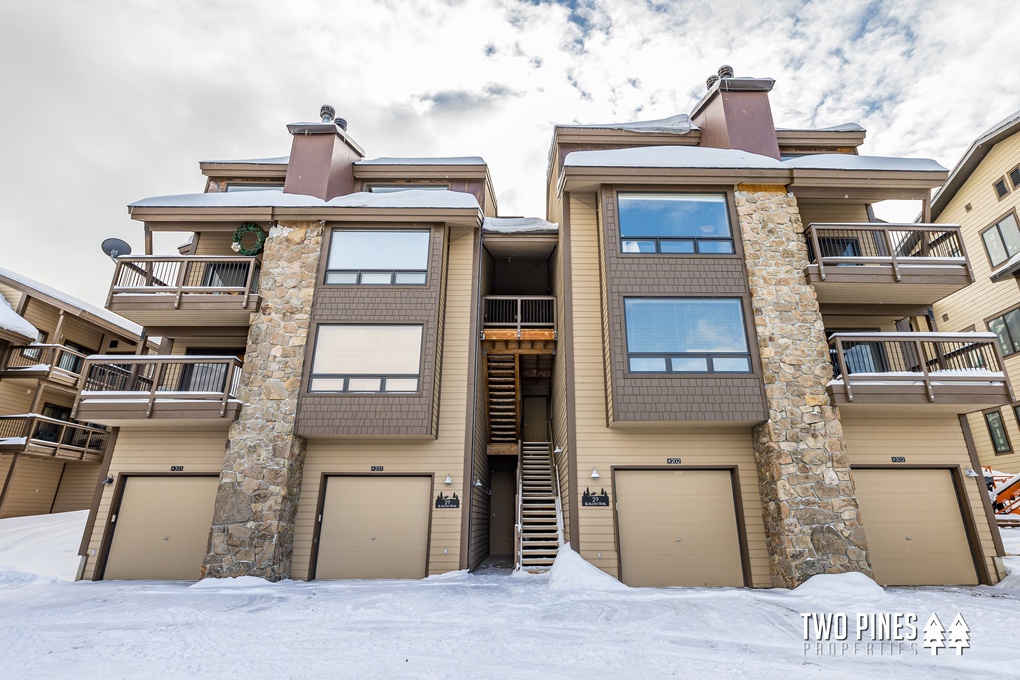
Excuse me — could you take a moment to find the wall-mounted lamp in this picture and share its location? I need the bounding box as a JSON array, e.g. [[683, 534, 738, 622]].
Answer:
[[444, 475, 453, 485], [102, 475, 115, 486], [553, 446, 563, 454], [964, 467, 980, 478], [473, 478, 483, 487], [591, 468, 600, 480]]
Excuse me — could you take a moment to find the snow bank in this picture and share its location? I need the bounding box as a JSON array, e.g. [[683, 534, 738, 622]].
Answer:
[[188, 576, 275, 590], [0, 294, 38, 343], [547, 543, 628, 592], [0, 510, 87, 580], [993, 557, 1020, 591], [788, 571, 886, 599]]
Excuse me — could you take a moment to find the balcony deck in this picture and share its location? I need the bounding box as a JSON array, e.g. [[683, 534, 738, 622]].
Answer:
[[804, 223, 974, 305], [0, 414, 111, 462], [0, 344, 88, 387], [73, 355, 244, 427], [826, 332, 1013, 414], [481, 296, 556, 353], [105, 256, 261, 326]]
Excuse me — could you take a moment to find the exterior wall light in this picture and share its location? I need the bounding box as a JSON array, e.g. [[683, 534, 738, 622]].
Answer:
[[591, 468, 600, 479], [444, 475, 453, 485]]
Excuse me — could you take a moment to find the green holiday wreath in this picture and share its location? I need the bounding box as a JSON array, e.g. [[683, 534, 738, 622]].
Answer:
[[231, 223, 267, 256]]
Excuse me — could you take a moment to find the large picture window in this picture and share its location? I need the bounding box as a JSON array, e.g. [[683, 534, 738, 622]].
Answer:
[[624, 298, 751, 373], [618, 193, 733, 254], [988, 307, 1020, 357], [309, 325, 423, 393], [981, 212, 1020, 268], [325, 229, 430, 285]]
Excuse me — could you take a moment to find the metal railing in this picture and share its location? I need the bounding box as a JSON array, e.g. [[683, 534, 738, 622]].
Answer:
[[1, 344, 89, 379], [805, 223, 973, 283], [108, 256, 261, 309], [550, 446, 564, 548], [0, 414, 110, 461], [828, 332, 1014, 403], [483, 296, 556, 333], [74, 355, 244, 418], [514, 440, 523, 572]]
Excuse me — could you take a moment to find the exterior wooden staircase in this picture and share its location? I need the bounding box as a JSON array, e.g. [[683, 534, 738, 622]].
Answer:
[[487, 355, 519, 444], [515, 441, 563, 572]]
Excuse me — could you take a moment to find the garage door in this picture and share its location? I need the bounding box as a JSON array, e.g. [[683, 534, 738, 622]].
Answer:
[[315, 476, 432, 580], [853, 468, 977, 586], [616, 469, 744, 587], [104, 476, 218, 580]]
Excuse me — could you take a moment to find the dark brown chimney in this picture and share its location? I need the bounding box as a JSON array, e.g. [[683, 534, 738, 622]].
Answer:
[[283, 105, 364, 200], [691, 67, 781, 160]]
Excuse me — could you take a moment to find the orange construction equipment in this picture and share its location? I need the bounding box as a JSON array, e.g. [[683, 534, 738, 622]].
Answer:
[[986, 467, 1020, 515]]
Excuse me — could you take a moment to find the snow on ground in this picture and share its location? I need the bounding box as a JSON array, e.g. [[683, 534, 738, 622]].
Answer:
[[0, 514, 1018, 679]]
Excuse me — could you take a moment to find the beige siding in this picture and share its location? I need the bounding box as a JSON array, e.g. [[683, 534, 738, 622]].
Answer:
[[51, 462, 101, 513], [841, 415, 1001, 583], [0, 381, 35, 415], [0, 456, 63, 518], [0, 283, 24, 310], [550, 226, 571, 539], [796, 199, 871, 225], [964, 408, 1020, 471], [468, 347, 490, 568], [292, 227, 476, 579], [19, 298, 58, 338], [192, 231, 236, 257], [80, 427, 230, 580], [566, 192, 770, 585], [0, 455, 12, 494]]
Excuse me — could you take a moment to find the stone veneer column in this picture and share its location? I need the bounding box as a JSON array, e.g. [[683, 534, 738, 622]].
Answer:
[[202, 221, 322, 580], [735, 188, 873, 587]]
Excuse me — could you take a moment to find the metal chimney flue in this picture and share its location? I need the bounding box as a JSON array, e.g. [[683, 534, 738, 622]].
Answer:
[[706, 74, 720, 90], [334, 117, 348, 131], [717, 64, 734, 79], [320, 104, 335, 123]]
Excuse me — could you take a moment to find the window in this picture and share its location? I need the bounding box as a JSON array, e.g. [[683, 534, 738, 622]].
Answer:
[[369, 185, 449, 193], [994, 178, 1010, 199], [624, 298, 751, 373], [56, 341, 92, 375], [981, 212, 1020, 268], [618, 193, 734, 254], [325, 229, 430, 285], [985, 410, 1011, 453], [1010, 166, 1020, 190], [309, 325, 423, 393], [988, 307, 1020, 357], [226, 183, 283, 192]]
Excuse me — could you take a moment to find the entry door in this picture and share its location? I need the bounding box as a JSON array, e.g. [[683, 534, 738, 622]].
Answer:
[[852, 468, 978, 585], [489, 458, 517, 556], [522, 396, 548, 441], [616, 469, 744, 587], [315, 476, 431, 579], [104, 476, 218, 580]]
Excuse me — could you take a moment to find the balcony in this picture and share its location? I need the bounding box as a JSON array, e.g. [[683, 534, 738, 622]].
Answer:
[[826, 332, 1014, 414], [481, 296, 556, 353], [105, 256, 261, 327], [0, 415, 111, 462], [0, 344, 88, 387], [804, 224, 974, 306], [73, 355, 244, 426]]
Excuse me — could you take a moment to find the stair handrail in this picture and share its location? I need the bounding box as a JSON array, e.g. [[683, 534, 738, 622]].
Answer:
[[550, 443, 565, 548], [514, 439, 524, 572]]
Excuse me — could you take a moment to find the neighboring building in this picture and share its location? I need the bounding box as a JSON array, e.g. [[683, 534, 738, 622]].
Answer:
[[0, 267, 144, 519], [931, 111, 1020, 475], [73, 70, 1008, 587]]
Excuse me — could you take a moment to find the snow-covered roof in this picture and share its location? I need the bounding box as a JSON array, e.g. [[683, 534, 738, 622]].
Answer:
[[990, 250, 1020, 282], [200, 156, 289, 165], [564, 146, 785, 169], [356, 157, 486, 166], [130, 189, 481, 210], [776, 123, 866, 133], [0, 295, 37, 343], [482, 217, 558, 234], [783, 154, 946, 172], [0, 266, 141, 337], [558, 114, 697, 135]]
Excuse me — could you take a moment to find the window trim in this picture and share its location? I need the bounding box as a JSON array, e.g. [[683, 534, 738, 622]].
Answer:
[[979, 208, 1020, 269], [622, 296, 753, 375], [616, 191, 737, 256], [994, 176, 1010, 201], [307, 323, 425, 395], [984, 408, 1012, 454], [1009, 165, 1020, 190], [323, 227, 431, 287], [985, 302, 1020, 358]]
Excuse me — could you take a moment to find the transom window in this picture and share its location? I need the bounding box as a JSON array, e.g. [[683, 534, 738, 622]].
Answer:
[[988, 307, 1020, 357], [985, 410, 1011, 454], [618, 193, 734, 254], [325, 229, 430, 285], [309, 325, 423, 393], [981, 212, 1020, 268], [624, 298, 751, 373], [994, 178, 1010, 199]]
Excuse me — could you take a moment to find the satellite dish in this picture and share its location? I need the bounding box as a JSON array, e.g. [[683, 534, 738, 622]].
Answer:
[[101, 238, 132, 261]]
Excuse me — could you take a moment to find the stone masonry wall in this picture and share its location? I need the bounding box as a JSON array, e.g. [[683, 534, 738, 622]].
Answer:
[[734, 188, 873, 587], [202, 221, 322, 580]]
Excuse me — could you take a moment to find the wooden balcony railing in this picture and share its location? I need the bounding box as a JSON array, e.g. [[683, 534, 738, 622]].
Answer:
[[0, 414, 111, 462], [483, 296, 556, 332], [0, 344, 89, 381], [107, 256, 261, 309], [73, 355, 244, 418], [828, 332, 1014, 403], [805, 223, 974, 283]]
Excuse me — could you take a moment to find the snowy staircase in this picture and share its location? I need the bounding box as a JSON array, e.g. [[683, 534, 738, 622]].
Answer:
[[516, 441, 562, 572], [487, 355, 519, 444]]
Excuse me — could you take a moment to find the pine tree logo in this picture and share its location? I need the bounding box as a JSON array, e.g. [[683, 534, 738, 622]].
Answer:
[[922, 613, 945, 655], [946, 613, 970, 655]]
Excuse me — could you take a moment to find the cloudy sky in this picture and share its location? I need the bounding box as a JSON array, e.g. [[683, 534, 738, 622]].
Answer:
[[2, 0, 1019, 306]]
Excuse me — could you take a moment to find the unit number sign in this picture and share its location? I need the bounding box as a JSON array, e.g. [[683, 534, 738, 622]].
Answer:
[[170, 465, 184, 472]]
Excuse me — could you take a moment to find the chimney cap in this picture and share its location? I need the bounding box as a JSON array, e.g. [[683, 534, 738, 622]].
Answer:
[[718, 64, 735, 79], [706, 74, 720, 90], [320, 104, 335, 123]]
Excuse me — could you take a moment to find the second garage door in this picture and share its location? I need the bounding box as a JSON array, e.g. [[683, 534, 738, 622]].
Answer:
[[104, 475, 218, 580], [616, 469, 744, 587], [853, 468, 978, 586], [315, 475, 432, 580]]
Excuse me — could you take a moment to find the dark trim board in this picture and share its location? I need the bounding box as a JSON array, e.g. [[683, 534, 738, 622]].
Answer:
[[958, 414, 1006, 557]]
